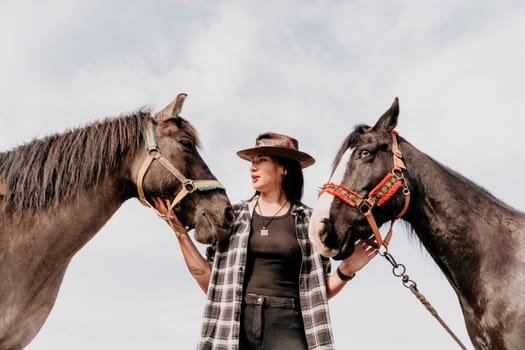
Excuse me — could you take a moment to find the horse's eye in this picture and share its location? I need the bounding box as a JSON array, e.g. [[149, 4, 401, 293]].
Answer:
[[359, 149, 371, 159], [180, 139, 194, 148]]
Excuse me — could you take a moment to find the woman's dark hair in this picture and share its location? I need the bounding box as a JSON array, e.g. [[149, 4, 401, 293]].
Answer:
[[250, 155, 304, 203], [274, 156, 303, 203]]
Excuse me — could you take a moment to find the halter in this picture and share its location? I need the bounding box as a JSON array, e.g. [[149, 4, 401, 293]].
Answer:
[[136, 119, 225, 230], [319, 131, 410, 249]]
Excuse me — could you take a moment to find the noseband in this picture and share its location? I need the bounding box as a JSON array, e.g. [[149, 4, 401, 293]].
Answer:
[[319, 131, 410, 249], [136, 118, 225, 218]]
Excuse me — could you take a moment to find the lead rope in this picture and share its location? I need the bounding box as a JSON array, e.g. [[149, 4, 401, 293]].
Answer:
[[380, 248, 468, 350]]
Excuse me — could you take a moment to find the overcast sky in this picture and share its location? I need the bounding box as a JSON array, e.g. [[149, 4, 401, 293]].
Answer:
[[2, 1, 524, 349]]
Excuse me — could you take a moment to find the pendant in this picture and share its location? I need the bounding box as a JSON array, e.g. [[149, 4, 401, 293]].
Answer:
[[260, 227, 269, 236]]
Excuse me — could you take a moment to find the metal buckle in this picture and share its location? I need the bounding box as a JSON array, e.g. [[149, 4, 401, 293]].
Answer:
[[358, 200, 372, 214], [183, 180, 197, 193]]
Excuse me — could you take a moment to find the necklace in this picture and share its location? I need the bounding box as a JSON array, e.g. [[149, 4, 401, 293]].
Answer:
[[257, 199, 288, 236]]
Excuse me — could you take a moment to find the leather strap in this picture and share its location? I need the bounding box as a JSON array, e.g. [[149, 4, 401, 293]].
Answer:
[[135, 118, 225, 215], [136, 154, 155, 207]]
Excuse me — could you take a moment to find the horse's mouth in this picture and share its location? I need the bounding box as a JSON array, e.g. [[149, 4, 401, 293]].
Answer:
[[192, 207, 233, 244], [332, 224, 373, 260], [312, 215, 374, 259], [331, 232, 358, 260]]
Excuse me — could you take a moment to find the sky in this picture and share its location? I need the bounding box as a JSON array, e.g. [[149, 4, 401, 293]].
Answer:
[[1, 0, 524, 349]]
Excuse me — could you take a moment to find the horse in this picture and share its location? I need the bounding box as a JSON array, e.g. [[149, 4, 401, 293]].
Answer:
[[0, 93, 234, 350], [308, 97, 525, 350]]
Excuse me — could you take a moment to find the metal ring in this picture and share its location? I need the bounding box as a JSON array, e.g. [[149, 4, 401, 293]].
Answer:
[[403, 278, 417, 289], [183, 180, 197, 193], [392, 263, 406, 277], [359, 202, 371, 214], [392, 168, 404, 179], [147, 148, 160, 157]]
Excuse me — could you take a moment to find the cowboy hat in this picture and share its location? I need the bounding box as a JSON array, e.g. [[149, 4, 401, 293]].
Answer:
[[236, 132, 315, 168]]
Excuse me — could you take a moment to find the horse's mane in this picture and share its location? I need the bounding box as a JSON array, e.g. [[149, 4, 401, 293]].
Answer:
[[0, 109, 200, 209], [0, 110, 153, 210], [331, 124, 370, 173], [0, 110, 203, 210]]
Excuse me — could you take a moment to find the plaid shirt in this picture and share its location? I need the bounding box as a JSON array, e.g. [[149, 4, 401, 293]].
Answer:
[[198, 196, 335, 350]]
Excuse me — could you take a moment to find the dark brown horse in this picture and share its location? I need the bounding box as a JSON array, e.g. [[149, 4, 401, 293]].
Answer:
[[309, 98, 525, 349], [0, 94, 233, 350]]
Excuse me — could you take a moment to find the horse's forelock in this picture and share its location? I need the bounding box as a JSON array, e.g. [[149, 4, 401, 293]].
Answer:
[[331, 124, 370, 172]]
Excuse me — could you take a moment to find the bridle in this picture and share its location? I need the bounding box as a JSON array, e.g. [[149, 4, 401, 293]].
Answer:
[[136, 118, 225, 229], [319, 131, 410, 249]]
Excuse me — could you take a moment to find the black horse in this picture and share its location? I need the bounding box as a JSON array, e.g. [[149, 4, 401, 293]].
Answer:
[[309, 97, 525, 350]]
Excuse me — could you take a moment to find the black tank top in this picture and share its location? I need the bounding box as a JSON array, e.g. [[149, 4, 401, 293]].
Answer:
[[244, 207, 302, 298]]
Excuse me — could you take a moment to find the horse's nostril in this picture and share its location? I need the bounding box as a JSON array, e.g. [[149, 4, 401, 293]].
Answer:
[[224, 206, 234, 224]]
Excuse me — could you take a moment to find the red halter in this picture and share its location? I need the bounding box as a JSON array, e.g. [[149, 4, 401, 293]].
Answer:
[[319, 131, 410, 249]]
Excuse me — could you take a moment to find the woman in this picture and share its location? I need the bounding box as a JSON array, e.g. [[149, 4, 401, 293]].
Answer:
[[152, 132, 377, 350]]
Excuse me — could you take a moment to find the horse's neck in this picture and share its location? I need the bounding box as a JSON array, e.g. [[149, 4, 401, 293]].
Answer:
[[400, 141, 525, 296], [0, 177, 128, 347], [7, 178, 126, 267]]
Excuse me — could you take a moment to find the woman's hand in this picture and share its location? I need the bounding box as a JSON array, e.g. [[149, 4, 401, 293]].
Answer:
[[150, 197, 171, 218], [338, 240, 378, 276], [150, 197, 187, 237]]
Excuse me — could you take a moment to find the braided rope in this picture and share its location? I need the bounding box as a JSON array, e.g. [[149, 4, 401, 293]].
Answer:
[[381, 249, 469, 349], [409, 285, 468, 350]]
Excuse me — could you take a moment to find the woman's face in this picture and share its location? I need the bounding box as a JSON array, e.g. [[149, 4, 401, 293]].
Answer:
[[250, 155, 285, 194]]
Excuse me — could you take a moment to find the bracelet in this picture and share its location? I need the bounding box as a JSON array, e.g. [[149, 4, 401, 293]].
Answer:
[[336, 266, 356, 281]]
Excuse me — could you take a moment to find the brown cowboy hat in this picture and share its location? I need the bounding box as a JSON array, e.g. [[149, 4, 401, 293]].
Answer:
[[236, 132, 315, 168]]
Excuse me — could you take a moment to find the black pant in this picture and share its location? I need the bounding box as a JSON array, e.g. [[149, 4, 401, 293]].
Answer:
[[240, 293, 308, 350]]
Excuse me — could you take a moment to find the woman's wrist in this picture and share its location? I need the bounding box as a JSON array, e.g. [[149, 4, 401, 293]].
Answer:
[[336, 266, 356, 281]]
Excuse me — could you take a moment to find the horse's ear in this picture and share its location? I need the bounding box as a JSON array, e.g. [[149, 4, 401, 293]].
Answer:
[[155, 93, 188, 121], [373, 97, 399, 133]]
